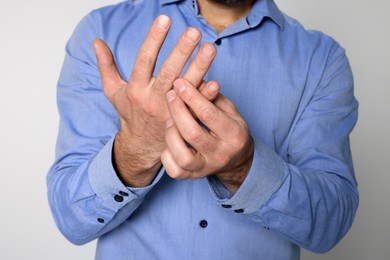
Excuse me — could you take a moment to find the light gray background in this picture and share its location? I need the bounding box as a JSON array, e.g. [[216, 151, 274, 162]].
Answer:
[[0, 0, 388, 259]]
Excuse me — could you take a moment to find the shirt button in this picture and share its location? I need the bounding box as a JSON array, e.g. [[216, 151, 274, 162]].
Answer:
[[114, 194, 124, 202], [199, 220, 208, 228], [215, 38, 222, 45], [234, 209, 244, 213], [221, 204, 232, 208], [97, 218, 105, 223]]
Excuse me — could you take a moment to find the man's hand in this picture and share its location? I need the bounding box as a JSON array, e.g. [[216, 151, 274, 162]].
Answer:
[[162, 78, 254, 193], [93, 15, 218, 187]]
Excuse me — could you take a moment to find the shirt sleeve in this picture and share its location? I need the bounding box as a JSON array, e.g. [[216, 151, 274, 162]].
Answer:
[[208, 39, 359, 253], [46, 12, 163, 245]]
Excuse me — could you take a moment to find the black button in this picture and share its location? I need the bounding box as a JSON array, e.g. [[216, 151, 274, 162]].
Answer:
[[215, 38, 222, 45], [221, 204, 232, 208], [199, 220, 208, 228], [114, 194, 124, 202], [119, 191, 129, 196], [234, 209, 244, 213], [97, 218, 105, 223]]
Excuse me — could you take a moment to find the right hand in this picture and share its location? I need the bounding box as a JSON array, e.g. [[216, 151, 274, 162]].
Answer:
[[93, 15, 219, 187]]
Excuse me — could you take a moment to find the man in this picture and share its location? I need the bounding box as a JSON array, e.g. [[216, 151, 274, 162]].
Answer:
[[47, 0, 359, 259]]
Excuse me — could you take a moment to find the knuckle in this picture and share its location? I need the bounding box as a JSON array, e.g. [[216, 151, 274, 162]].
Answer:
[[124, 88, 148, 111], [158, 64, 177, 83], [232, 137, 246, 151], [130, 69, 145, 86], [167, 168, 179, 178], [215, 152, 232, 167], [230, 128, 249, 150], [150, 29, 164, 41], [125, 87, 135, 100], [178, 155, 194, 169], [194, 56, 209, 71], [167, 167, 187, 179], [102, 86, 111, 98], [184, 128, 215, 153], [184, 128, 203, 145], [199, 140, 216, 153], [198, 106, 216, 123], [136, 49, 154, 67], [176, 42, 192, 56], [180, 88, 197, 104], [143, 102, 161, 118]]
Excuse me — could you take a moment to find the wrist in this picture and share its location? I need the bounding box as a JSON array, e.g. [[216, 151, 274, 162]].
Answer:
[[113, 130, 162, 187], [217, 137, 254, 193]]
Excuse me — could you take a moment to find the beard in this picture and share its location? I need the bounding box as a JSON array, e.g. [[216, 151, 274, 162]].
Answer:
[[210, 0, 249, 5]]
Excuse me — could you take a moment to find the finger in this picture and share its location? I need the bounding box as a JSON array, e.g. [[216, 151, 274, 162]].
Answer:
[[164, 119, 206, 173], [199, 80, 220, 102], [183, 43, 216, 88], [154, 27, 201, 92], [93, 39, 126, 98], [161, 148, 192, 179], [166, 89, 217, 152], [130, 15, 171, 87], [213, 94, 242, 119], [188, 80, 219, 118], [172, 78, 237, 141], [185, 80, 218, 111]]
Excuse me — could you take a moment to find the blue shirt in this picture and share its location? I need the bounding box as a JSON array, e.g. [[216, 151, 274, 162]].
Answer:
[[47, 0, 359, 259]]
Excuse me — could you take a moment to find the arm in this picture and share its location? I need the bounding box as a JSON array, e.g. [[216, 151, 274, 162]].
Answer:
[[213, 43, 358, 253], [253, 43, 359, 253], [163, 42, 358, 253], [47, 14, 218, 245]]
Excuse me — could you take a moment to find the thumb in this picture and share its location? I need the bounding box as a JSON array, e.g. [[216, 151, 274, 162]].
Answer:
[[93, 38, 126, 99]]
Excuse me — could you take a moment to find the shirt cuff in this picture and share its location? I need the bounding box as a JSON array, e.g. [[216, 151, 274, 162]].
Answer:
[[208, 138, 286, 214], [88, 136, 164, 210]]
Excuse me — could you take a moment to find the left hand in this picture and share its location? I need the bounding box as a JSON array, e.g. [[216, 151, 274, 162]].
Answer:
[[162, 78, 254, 193]]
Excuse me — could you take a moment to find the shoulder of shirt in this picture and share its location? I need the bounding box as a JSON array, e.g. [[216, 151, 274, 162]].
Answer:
[[74, 0, 157, 36], [85, 0, 149, 20], [281, 11, 343, 51]]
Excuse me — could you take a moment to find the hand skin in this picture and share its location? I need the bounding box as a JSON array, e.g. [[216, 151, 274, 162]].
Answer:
[[93, 15, 219, 187], [162, 78, 254, 193]]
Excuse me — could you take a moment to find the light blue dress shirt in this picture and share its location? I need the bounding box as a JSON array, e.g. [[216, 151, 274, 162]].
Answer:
[[47, 0, 359, 259]]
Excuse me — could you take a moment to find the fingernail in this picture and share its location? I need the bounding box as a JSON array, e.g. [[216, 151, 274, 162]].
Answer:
[[156, 15, 170, 30], [184, 28, 200, 43], [166, 90, 176, 103], [174, 79, 186, 93], [209, 82, 219, 93], [165, 118, 175, 128], [201, 44, 215, 59]]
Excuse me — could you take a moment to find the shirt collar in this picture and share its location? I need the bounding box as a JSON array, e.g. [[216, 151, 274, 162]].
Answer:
[[248, 0, 285, 30], [159, 0, 181, 4], [159, 0, 284, 30]]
